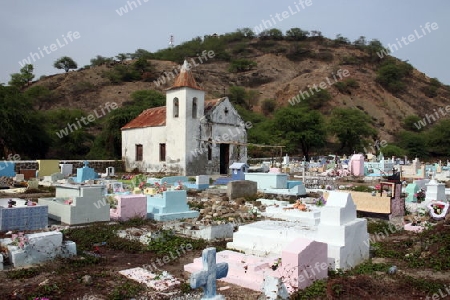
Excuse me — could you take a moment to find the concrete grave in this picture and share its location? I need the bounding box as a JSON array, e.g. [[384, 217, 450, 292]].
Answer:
[[0, 231, 76, 268], [37, 160, 60, 177], [0, 198, 48, 231], [119, 268, 180, 291], [405, 183, 419, 202], [110, 194, 147, 221], [245, 173, 288, 190], [190, 247, 228, 300], [13, 174, 25, 182], [425, 179, 446, 202], [59, 163, 73, 177], [38, 184, 109, 225], [74, 161, 98, 183], [147, 190, 199, 221], [185, 238, 327, 295], [281, 238, 328, 290], [262, 199, 322, 225], [226, 180, 257, 200], [227, 192, 369, 270]]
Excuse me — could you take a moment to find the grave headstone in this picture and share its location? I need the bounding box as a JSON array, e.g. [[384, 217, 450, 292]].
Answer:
[[75, 161, 98, 183], [229, 163, 249, 181], [425, 179, 446, 202], [405, 183, 419, 202], [190, 247, 228, 300], [59, 163, 73, 177]]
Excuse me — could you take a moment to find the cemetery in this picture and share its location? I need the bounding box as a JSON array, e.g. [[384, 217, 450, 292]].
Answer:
[[0, 156, 449, 299]]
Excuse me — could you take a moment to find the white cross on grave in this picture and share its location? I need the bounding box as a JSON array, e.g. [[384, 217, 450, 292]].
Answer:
[[190, 247, 228, 300]]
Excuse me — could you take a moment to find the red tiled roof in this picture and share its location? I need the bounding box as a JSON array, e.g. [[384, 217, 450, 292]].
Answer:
[[167, 60, 203, 91], [121, 98, 225, 130], [121, 106, 166, 129]]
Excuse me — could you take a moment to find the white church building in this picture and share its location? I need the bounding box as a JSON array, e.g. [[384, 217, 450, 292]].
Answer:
[[121, 60, 248, 175]]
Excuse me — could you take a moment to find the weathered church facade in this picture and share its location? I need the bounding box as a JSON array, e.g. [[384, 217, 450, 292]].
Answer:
[[121, 61, 247, 175]]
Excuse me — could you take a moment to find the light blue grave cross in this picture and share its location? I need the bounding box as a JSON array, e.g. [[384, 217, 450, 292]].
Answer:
[[190, 247, 228, 299]]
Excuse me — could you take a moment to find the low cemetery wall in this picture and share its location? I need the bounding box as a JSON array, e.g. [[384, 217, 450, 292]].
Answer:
[[14, 160, 125, 174]]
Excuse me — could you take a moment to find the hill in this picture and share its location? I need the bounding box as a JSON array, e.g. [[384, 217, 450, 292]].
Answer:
[[5, 29, 449, 159]]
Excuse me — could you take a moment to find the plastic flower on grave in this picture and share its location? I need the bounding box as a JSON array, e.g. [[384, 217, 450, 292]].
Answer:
[[175, 180, 184, 190], [416, 189, 426, 203], [9, 232, 28, 249], [432, 203, 445, 215]]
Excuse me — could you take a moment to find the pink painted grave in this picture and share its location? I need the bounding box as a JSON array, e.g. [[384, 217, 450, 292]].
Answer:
[[110, 194, 147, 221], [184, 238, 328, 294]]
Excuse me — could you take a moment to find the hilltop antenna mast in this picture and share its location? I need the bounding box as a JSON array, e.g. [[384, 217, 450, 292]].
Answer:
[[169, 34, 174, 48]]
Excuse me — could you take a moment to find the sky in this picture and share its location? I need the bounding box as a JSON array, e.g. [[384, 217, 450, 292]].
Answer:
[[1, 0, 449, 86]]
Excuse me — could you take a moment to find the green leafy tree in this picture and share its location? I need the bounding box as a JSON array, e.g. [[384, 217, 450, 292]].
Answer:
[[116, 53, 128, 62], [353, 36, 367, 47], [130, 49, 153, 60], [366, 39, 388, 63], [90, 55, 113, 66], [381, 145, 406, 157], [43, 108, 94, 158], [261, 98, 276, 116], [228, 59, 257, 73], [286, 28, 309, 41], [334, 34, 350, 45], [0, 85, 50, 158], [54, 56, 78, 73], [273, 107, 326, 160], [24, 85, 53, 109], [402, 115, 423, 132], [427, 119, 450, 156], [9, 64, 35, 89], [397, 131, 429, 158], [376, 59, 413, 94], [328, 108, 377, 153]]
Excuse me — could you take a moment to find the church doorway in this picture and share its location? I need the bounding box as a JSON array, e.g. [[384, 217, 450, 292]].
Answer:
[[219, 143, 230, 175]]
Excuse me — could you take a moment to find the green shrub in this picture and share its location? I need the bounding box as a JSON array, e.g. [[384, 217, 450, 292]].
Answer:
[[228, 59, 257, 72]]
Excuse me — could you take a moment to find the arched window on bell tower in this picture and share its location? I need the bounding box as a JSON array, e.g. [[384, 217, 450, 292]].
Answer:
[[192, 97, 197, 119], [173, 98, 179, 118]]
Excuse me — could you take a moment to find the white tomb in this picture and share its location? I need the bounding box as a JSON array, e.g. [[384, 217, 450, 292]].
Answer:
[[0, 231, 76, 268], [227, 192, 369, 270], [425, 179, 446, 203]]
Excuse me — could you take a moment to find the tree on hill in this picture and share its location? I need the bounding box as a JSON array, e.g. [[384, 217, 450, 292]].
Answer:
[[328, 107, 377, 153], [273, 106, 326, 161], [116, 53, 128, 62], [286, 28, 309, 41], [402, 115, 423, 132], [9, 64, 34, 89], [0, 85, 50, 158], [90, 55, 113, 66], [54, 56, 78, 73]]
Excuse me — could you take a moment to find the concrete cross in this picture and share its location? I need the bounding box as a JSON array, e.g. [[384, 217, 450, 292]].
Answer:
[[190, 247, 228, 300]]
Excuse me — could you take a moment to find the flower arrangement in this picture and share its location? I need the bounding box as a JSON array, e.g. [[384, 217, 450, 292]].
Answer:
[[9, 232, 28, 249], [154, 182, 167, 194], [414, 189, 426, 203], [248, 207, 259, 219], [314, 196, 327, 207], [431, 203, 445, 215], [174, 180, 184, 190], [105, 195, 118, 209]]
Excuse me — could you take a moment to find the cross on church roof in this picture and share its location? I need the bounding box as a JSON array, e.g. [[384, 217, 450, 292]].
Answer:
[[190, 247, 228, 299]]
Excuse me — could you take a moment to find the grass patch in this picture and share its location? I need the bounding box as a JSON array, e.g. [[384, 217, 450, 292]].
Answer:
[[6, 267, 42, 279], [290, 279, 327, 299]]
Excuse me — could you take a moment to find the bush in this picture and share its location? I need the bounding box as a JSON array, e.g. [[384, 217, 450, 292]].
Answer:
[[421, 85, 438, 98], [228, 59, 257, 73], [261, 98, 276, 115], [376, 60, 413, 94]]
